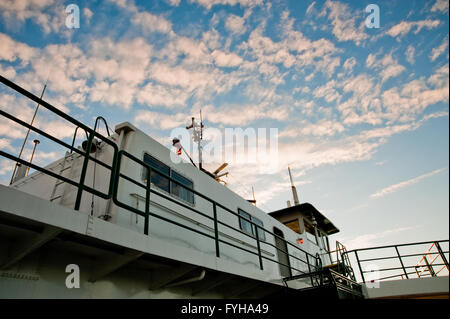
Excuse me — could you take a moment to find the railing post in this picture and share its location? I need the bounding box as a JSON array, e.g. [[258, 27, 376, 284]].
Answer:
[[306, 253, 314, 286], [212, 202, 220, 258], [395, 246, 409, 279], [255, 226, 263, 270], [144, 167, 151, 235], [354, 250, 365, 283], [74, 131, 94, 211], [435, 241, 449, 271]]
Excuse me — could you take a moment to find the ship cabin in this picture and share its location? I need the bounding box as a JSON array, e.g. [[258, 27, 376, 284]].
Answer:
[[8, 121, 340, 289]]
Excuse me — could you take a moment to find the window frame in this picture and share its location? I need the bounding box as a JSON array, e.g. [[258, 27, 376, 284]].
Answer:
[[142, 152, 195, 205], [238, 208, 266, 241]]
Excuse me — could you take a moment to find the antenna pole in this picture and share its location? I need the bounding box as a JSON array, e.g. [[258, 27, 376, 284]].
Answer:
[[10, 84, 47, 184], [26, 139, 40, 176], [288, 166, 300, 206]]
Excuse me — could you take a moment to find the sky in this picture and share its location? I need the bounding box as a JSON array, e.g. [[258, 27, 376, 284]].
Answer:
[[0, 0, 448, 251]]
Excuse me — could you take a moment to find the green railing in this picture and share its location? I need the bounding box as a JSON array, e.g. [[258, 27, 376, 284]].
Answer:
[[0, 75, 320, 277], [345, 240, 449, 283]]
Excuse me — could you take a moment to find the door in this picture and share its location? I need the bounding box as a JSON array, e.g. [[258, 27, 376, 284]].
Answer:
[[274, 227, 291, 277]]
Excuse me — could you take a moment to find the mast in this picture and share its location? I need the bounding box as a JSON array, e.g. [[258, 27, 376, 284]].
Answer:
[[288, 166, 300, 206], [10, 84, 47, 184]]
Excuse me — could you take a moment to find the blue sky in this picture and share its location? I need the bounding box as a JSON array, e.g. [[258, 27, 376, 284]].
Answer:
[[0, 0, 448, 250]]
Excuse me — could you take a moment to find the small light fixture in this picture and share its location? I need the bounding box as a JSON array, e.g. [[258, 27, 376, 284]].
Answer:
[[172, 138, 182, 155]]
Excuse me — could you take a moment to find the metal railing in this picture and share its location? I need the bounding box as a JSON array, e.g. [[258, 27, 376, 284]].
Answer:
[[0, 75, 319, 278], [344, 240, 449, 283]]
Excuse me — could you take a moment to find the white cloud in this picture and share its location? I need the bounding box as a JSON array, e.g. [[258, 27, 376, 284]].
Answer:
[[405, 45, 415, 64], [225, 14, 246, 35], [189, 0, 263, 10], [0, 0, 67, 35], [134, 110, 188, 130], [431, 0, 449, 13], [427, 64, 449, 88], [343, 57, 356, 72], [322, 0, 368, 45], [306, 2, 316, 15], [300, 120, 345, 137], [366, 53, 405, 82], [341, 226, 417, 250], [132, 11, 174, 35], [136, 83, 191, 108], [370, 168, 447, 198], [313, 80, 341, 103], [211, 50, 243, 67], [166, 0, 181, 5], [386, 19, 441, 38], [0, 33, 37, 65], [83, 7, 94, 22], [430, 36, 449, 61]]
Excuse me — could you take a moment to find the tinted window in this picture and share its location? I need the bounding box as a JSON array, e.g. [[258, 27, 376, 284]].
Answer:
[[238, 209, 253, 235], [143, 154, 170, 193], [251, 217, 265, 241], [171, 170, 194, 204], [238, 209, 265, 241]]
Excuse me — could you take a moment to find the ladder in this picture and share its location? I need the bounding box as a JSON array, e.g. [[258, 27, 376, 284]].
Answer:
[[336, 241, 356, 281], [49, 151, 73, 204]]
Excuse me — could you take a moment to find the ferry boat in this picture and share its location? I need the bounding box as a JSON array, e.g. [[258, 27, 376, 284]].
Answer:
[[0, 75, 448, 299]]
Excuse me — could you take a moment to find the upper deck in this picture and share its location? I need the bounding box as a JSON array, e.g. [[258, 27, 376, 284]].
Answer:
[[0, 75, 339, 297]]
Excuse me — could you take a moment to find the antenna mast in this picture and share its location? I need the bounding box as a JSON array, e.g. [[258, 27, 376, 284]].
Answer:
[[186, 111, 204, 170], [288, 166, 300, 206], [10, 83, 47, 184]]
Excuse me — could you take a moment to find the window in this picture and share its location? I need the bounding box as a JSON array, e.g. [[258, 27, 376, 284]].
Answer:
[[142, 153, 194, 204], [252, 217, 266, 241], [238, 209, 265, 241], [238, 209, 253, 235], [284, 219, 301, 234], [171, 171, 194, 204], [143, 154, 170, 192]]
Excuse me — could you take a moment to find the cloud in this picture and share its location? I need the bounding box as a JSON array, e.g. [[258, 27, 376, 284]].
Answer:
[[300, 120, 345, 137], [134, 110, 188, 130], [343, 57, 356, 73], [366, 53, 405, 82], [341, 226, 417, 250], [431, 0, 449, 13], [83, 7, 93, 22], [430, 36, 449, 61], [225, 14, 246, 35], [313, 80, 341, 103], [211, 50, 243, 67], [136, 83, 191, 108], [386, 20, 441, 38], [370, 167, 447, 198], [166, 0, 181, 5], [306, 2, 316, 15], [0, 0, 67, 35], [0, 33, 37, 65], [189, 0, 263, 10], [322, 0, 368, 45], [132, 11, 174, 35], [405, 45, 415, 64]]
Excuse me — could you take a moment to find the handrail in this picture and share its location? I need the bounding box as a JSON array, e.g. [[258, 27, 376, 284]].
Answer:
[[344, 240, 449, 283], [113, 150, 318, 272], [0, 75, 319, 278]]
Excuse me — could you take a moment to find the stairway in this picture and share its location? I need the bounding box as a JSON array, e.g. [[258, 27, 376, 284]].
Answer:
[[282, 268, 364, 299]]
